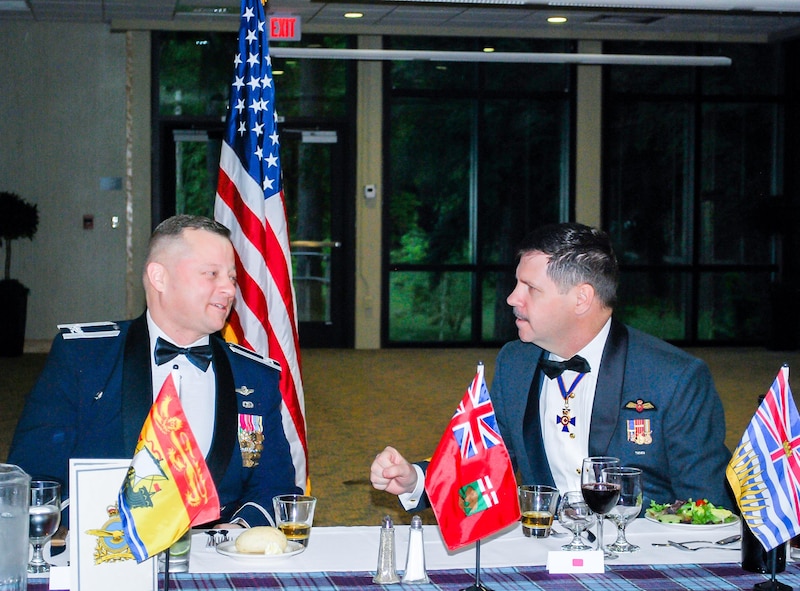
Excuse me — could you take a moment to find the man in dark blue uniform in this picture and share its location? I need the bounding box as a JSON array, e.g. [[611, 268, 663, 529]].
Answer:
[[9, 215, 301, 528], [371, 223, 732, 512]]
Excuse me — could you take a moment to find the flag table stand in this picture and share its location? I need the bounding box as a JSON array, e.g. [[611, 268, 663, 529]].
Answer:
[[460, 539, 493, 591], [162, 547, 173, 591], [753, 548, 792, 591]]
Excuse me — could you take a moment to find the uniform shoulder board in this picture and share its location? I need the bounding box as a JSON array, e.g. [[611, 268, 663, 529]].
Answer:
[[227, 342, 282, 372], [58, 321, 120, 339]]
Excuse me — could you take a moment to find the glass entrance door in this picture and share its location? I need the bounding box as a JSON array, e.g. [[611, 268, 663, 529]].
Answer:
[[163, 122, 352, 348]]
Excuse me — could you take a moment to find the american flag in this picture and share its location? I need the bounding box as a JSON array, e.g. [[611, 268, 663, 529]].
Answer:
[[726, 365, 800, 551], [214, 0, 307, 490]]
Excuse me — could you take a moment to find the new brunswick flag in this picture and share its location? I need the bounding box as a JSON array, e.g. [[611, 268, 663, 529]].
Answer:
[[118, 373, 221, 562], [427, 363, 520, 551]]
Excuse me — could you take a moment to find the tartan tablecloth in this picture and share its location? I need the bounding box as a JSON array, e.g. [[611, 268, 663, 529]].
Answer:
[[157, 563, 800, 591], [29, 522, 800, 590]]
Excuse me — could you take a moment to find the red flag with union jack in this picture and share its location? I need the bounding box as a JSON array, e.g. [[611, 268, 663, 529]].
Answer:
[[214, 0, 307, 490], [726, 365, 800, 551], [426, 363, 521, 550]]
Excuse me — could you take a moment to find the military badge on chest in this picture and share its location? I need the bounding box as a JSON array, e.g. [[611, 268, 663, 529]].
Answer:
[[238, 413, 264, 467], [624, 398, 656, 445]]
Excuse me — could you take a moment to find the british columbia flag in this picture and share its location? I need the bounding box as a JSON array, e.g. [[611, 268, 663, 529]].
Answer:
[[726, 365, 800, 551], [426, 363, 520, 550]]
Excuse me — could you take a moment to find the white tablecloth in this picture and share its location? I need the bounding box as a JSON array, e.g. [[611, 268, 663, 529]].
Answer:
[[188, 517, 747, 574]]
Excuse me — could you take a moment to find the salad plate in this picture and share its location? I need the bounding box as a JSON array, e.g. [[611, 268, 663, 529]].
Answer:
[[645, 513, 739, 530], [645, 499, 739, 529], [216, 540, 305, 560]]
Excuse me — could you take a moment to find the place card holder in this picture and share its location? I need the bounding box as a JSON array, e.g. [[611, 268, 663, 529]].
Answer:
[[546, 550, 604, 574], [69, 459, 157, 591]]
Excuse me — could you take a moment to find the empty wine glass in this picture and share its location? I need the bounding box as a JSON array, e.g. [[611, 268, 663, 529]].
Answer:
[[604, 466, 643, 553], [581, 456, 620, 559], [28, 480, 61, 574], [557, 490, 596, 551]]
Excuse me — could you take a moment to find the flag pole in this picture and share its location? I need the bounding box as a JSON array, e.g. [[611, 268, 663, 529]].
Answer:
[[461, 539, 492, 591], [753, 547, 792, 591], [162, 547, 171, 591]]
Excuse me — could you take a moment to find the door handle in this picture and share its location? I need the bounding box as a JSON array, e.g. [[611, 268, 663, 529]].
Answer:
[[291, 240, 342, 248]]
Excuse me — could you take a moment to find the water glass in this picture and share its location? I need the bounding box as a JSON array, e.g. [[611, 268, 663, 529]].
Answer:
[[557, 490, 596, 551], [518, 485, 559, 538], [603, 466, 643, 553], [0, 464, 30, 591], [28, 480, 61, 574], [158, 529, 192, 573], [273, 495, 317, 547]]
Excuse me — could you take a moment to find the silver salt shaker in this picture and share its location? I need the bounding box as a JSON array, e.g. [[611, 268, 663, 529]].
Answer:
[[402, 515, 429, 584], [373, 515, 400, 584]]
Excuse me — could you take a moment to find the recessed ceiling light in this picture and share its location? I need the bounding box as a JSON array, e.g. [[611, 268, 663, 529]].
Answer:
[[548, 16, 568, 23], [344, 12, 364, 18]]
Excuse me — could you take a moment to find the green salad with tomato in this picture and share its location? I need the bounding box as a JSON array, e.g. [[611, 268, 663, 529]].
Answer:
[[646, 498, 735, 525]]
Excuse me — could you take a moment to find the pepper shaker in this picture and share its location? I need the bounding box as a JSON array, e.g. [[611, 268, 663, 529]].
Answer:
[[402, 515, 429, 584], [373, 515, 400, 584]]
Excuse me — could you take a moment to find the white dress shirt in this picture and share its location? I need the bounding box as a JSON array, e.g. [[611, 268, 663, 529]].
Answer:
[[147, 312, 216, 457], [539, 318, 611, 494]]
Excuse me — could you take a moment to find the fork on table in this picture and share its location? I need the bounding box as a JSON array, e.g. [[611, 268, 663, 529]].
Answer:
[[205, 529, 230, 547]]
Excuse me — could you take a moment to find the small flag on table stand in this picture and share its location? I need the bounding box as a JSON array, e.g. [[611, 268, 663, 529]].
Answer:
[[426, 363, 521, 591], [726, 364, 798, 591], [118, 372, 221, 590]]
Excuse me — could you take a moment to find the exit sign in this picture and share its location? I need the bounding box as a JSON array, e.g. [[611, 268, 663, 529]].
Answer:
[[270, 15, 301, 41]]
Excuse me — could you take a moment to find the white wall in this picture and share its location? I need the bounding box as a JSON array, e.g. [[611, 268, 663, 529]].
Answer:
[[0, 22, 151, 344]]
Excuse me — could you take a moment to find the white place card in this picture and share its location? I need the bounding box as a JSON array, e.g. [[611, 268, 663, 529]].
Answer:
[[546, 550, 604, 574], [69, 459, 156, 591]]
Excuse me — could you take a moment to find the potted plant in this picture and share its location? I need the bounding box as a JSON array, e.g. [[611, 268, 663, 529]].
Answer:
[[0, 191, 39, 356]]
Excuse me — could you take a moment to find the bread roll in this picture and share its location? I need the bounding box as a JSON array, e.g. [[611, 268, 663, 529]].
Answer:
[[235, 526, 288, 555]]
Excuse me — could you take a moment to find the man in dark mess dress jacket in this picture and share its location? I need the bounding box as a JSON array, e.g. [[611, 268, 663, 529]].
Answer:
[[370, 223, 732, 512], [491, 318, 732, 510], [8, 215, 301, 528]]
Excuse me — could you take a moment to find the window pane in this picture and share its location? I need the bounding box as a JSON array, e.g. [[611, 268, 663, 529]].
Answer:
[[389, 99, 471, 265], [389, 271, 472, 342], [482, 272, 517, 342], [697, 272, 772, 341], [615, 271, 688, 341], [605, 102, 693, 265], [483, 38, 572, 93], [389, 37, 477, 92], [158, 32, 235, 118], [701, 44, 783, 96], [272, 36, 350, 118], [605, 42, 695, 95], [699, 103, 781, 264], [158, 33, 349, 119], [479, 99, 567, 263]]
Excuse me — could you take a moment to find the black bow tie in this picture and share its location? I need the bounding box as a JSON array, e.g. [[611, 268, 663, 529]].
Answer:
[[538, 355, 591, 379], [154, 337, 213, 372]]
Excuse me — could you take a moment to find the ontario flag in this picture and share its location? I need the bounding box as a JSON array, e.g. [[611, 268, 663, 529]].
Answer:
[[726, 365, 800, 551], [214, 0, 308, 491], [118, 372, 221, 562], [427, 363, 521, 551]]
